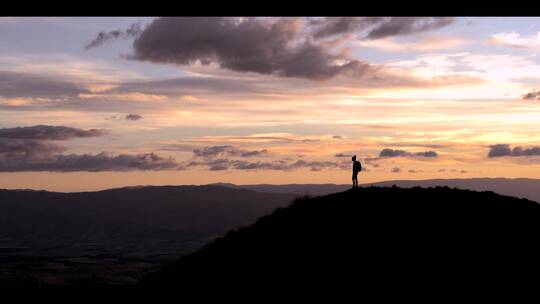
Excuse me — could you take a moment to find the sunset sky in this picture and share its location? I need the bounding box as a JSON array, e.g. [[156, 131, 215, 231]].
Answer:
[[1, 17, 540, 192]]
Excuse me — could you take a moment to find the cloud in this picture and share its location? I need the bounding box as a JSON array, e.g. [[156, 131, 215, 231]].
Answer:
[[365, 17, 454, 40], [522, 90, 540, 100], [414, 151, 439, 157], [380, 149, 409, 157], [112, 17, 458, 85], [85, 23, 142, 50], [0, 125, 104, 163], [123, 17, 376, 81], [0, 124, 179, 172], [491, 31, 540, 49], [0, 125, 106, 140], [488, 144, 540, 157], [0, 152, 178, 172], [192, 145, 268, 159], [0, 138, 65, 156], [379, 148, 438, 158], [190, 158, 348, 172], [488, 144, 512, 157], [205, 158, 233, 171], [311, 17, 455, 40], [239, 149, 268, 157], [186, 144, 349, 171], [192, 145, 235, 158], [0, 71, 88, 99], [309, 17, 382, 39], [106, 114, 144, 121], [334, 153, 352, 158], [125, 114, 143, 121]]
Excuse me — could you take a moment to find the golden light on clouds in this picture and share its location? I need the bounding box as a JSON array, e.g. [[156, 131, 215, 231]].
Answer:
[[2, 17, 540, 191]]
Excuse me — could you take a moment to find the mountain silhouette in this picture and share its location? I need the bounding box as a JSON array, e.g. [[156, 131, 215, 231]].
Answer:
[[141, 186, 540, 289]]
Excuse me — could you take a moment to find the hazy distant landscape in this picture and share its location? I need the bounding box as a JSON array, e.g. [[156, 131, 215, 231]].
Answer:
[[0, 186, 294, 284], [215, 177, 540, 203]]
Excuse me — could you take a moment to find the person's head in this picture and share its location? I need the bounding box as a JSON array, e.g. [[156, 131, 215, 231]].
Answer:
[[352, 155, 356, 161]]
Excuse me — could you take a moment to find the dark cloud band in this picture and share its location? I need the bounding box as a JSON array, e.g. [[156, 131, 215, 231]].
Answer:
[[334, 153, 352, 158], [0, 125, 105, 140], [193, 145, 268, 159], [0, 125, 179, 172], [488, 144, 540, 157], [379, 148, 438, 158], [187, 144, 348, 171], [86, 17, 453, 83], [311, 17, 454, 40], [125, 114, 143, 121], [0, 152, 178, 172], [124, 17, 372, 81], [0, 138, 65, 156], [189, 158, 348, 172]]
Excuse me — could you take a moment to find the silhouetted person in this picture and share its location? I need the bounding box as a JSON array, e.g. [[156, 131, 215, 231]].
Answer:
[[352, 155, 361, 188]]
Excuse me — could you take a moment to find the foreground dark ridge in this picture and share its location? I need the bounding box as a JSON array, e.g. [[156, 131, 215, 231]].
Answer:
[[141, 186, 540, 287]]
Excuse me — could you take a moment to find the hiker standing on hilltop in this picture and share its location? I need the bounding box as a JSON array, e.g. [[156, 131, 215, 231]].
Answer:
[[352, 155, 362, 188]]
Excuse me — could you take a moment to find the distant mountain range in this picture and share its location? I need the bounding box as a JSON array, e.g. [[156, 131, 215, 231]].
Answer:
[[211, 178, 540, 202]]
